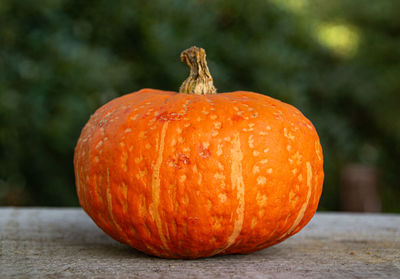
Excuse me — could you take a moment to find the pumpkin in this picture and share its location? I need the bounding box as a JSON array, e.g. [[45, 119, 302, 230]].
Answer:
[[74, 46, 324, 259]]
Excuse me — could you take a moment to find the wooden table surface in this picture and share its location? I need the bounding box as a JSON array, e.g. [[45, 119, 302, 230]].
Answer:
[[1, 208, 399, 279]]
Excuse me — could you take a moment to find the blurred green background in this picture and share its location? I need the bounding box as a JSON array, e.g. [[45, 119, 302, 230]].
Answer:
[[0, 0, 399, 211]]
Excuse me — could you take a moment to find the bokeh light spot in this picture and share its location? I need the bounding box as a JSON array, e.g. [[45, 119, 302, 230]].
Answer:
[[316, 23, 360, 58]]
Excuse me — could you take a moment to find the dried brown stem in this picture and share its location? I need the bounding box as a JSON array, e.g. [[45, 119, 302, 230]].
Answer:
[[179, 46, 217, 95]]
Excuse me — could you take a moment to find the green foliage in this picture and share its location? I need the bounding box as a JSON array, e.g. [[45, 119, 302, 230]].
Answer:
[[0, 0, 399, 211]]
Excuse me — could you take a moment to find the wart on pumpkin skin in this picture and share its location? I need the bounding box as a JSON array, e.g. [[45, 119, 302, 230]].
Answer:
[[211, 130, 219, 137], [248, 135, 255, 149], [216, 144, 223, 157], [179, 175, 187, 183], [214, 173, 225, 180], [157, 111, 183, 122], [95, 140, 103, 149], [198, 145, 211, 158], [214, 122, 222, 129], [257, 176, 267, 185], [130, 114, 139, 121], [253, 165, 260, 174], [219, 193, 227, 202]]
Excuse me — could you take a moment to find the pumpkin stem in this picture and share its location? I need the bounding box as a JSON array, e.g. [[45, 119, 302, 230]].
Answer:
[[179, 46, 217, 95]]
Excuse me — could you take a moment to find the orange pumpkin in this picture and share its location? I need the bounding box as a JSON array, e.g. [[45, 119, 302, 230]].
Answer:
[[74, 46, 324, 259]]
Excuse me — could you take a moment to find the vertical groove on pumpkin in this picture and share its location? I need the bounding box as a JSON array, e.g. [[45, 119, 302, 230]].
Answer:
[[120, 179, 132, 244], [82, 165, 94, 217], [312, 173, 319, 212], [149, 122, 170, 252], [79, 165, 85, 208], [75, 167, 82, 204], [280, 161, 313, 239], [106, 168, 126, 239]]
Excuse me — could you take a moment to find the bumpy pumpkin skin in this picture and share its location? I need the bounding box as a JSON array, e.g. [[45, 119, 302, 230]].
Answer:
[[74, 89, 324, 259]]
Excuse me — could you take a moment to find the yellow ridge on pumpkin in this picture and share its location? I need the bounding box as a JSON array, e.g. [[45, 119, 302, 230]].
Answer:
[[149, 122, 170, 251], [225, 132, 246, 250]]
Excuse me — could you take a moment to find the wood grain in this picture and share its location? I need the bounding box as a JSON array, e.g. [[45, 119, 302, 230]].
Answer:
[[1, 208, 399, 279]]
